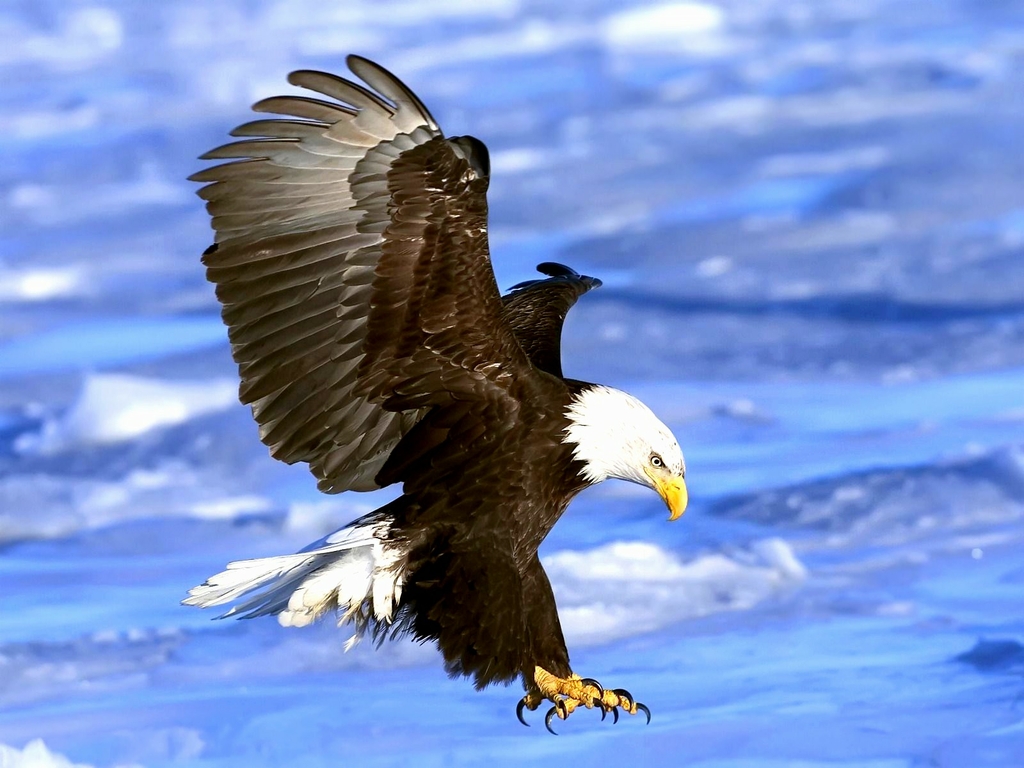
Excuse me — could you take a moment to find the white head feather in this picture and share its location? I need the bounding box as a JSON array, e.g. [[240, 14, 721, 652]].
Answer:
[[563, 385, 685, 486]]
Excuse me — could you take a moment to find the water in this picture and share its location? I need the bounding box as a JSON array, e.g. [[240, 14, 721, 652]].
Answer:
[[1, 0, 1023, 766]]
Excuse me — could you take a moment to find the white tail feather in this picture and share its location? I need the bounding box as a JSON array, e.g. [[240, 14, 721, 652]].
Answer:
[[183, 519, 404, 646]]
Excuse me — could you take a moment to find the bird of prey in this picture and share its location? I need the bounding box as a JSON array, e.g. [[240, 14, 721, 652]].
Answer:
[[184, 55, 687, 734]]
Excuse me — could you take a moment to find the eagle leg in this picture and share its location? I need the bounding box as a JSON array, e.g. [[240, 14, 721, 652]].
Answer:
[[518, 666, 650, 733]]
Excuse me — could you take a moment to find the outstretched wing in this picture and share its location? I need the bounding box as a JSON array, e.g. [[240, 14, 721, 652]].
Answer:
[[194, 55, 530, 493], [501, 263, 602, 378]]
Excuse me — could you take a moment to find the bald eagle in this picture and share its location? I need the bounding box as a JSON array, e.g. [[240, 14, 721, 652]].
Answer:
[[184, 56, 687, 733]]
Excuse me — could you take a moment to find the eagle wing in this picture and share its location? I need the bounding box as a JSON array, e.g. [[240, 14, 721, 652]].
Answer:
[[500, 263, 602, 378], [194, 56, 531, 493]]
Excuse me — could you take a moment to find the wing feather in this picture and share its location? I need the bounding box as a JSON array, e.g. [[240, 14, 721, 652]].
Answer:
[[345, 55, 440, 133], [196, 56, 538, 494], [252, 95, 357, 122], [287, 70, 396, 116], [229, 119, 332, 139], [500, 263, 602, 378]]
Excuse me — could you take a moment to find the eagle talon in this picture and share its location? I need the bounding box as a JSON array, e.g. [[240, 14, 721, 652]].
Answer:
[[554, 697, 568, 719], [579, 677, 604, 697], [531, 667, 651, 730], [516, 698, 530, 727], [612, 688, 634, 712], [545, 706, 560, 735]]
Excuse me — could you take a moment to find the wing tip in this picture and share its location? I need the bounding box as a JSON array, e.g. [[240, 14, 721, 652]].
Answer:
[[536, 262, 577, 278], [508, 262, 603, 292], [345, 54, 441, 132], [285, 68, 317, 88], [345, 53, 372, 70]]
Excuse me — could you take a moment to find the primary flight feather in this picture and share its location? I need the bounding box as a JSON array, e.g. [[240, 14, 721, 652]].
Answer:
[[185, 55, 688, 733]]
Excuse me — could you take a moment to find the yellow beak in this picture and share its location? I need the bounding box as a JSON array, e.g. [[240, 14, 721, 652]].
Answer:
[[644, 468, 688, 521]]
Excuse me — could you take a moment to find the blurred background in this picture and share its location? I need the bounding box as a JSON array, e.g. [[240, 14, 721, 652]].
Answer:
[[1, 0, 1023, 766]]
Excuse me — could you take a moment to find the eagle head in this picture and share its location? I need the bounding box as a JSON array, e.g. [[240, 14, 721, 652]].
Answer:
[[563, 385, 688, 520]]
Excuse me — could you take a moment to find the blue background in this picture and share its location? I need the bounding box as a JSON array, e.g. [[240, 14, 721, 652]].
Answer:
[[1, 1, 1023, 766]]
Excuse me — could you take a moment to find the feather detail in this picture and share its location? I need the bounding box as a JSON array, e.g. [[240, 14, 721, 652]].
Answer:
[[183, 518, 406, 647]]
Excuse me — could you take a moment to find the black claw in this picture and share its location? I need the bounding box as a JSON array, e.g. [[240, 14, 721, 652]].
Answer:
[[516, 698, 530, 727], [598, 703, 607, 721], [636, 702, 652, 724], [611, 706, 619, 724], [612, 688, 633, 708], [545, 706, 560, 735], [579, 677, 604, 697]]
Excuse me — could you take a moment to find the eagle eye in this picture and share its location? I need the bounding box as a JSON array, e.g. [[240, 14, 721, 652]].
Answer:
[[650, 454, 664, 468]]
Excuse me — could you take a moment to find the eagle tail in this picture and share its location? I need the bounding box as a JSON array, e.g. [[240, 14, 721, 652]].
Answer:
[[183, 519, 403, 647]]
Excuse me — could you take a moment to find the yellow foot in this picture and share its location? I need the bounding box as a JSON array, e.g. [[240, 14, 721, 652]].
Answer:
[[516, 666, 651, 734]]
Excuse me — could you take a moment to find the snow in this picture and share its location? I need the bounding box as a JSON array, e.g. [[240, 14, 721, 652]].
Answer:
[[547, 539, 806, 644], [0, 8, 123, 69], [758, 146, 892, 178], [0, 268, 81, 302], [2, 0, 1023, 765], [16, 374, 239, 455], [602, 3, 729, 56], [488, 147, 548, 175], [10, 167, 188, 228], [0, 740, 105, 768]]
